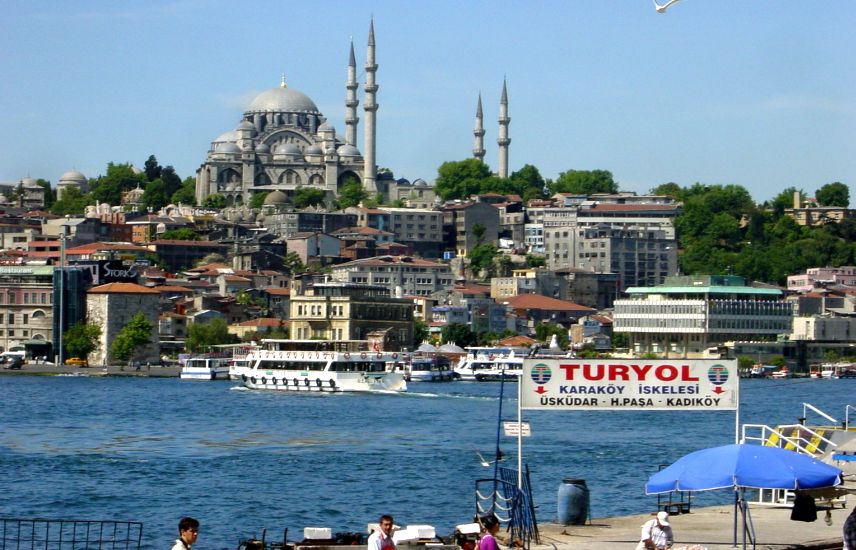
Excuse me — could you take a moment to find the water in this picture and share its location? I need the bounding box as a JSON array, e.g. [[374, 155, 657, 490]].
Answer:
[[1, 376, 854, 549]]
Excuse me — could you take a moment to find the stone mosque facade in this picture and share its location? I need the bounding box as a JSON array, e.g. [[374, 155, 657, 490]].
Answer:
[[195, 22, 380, 207]]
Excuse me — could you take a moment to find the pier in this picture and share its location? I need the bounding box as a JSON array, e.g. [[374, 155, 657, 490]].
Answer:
[[536, 504, 848, 549]]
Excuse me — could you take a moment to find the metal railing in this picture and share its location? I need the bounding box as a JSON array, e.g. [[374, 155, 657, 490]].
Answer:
[[475, 465, 539, 548], [0, 518, 143, 550]]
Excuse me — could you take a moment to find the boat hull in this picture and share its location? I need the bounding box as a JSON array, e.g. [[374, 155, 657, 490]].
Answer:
[[241, 370, 406, 393]]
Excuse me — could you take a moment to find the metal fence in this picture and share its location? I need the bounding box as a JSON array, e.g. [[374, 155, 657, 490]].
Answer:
[[0, 518, 143, 550]]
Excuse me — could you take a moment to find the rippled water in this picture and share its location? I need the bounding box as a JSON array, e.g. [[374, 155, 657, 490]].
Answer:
[[1, 376, 854, 549]]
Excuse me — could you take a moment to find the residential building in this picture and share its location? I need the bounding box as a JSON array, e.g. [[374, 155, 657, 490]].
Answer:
[[285, 232, 342, 264], [613, 275, 793, 357], [786, 191, 855, 227], [0, 265, 55, 353], [379, 207, 445, 258], [501, 293, 595, 335], [787, 267, 856, 293], [441, 201, 499, 257], [289, 280, 413, 349], [147, 240, 229, 272], [330, 255, 454, 297]]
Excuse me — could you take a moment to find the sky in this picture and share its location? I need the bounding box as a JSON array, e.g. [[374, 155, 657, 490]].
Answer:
[[1, 1, 855, 204]]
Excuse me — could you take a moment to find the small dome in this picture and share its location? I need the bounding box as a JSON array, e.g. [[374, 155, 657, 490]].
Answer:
[[19, 177, 39, 187], [217, 142, 241, 154], [238, 120, 255, 131], [274, 143, 302, 156], [214, 130, 239, 143], [325, 147, 337, 156], [337, 144, 361, 157], [256, 143, 270, 154], [413, 178, 428, 188], [264, 190, 288, 205], [59, 170, 87, 185], [318, 121, 334, 132], [305, 145, 322, 156]]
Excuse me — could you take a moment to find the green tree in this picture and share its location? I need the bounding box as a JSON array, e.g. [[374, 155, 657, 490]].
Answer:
[[525, 254, 546, 268], [159, 228, 200, 241], [89, 162, 147, 205], [283, 251, 306, 274], [64, 322, 102, 359], [186, 318, 237, 352], [202, 194, 226, 209], [142, 178, 169, 211], [650, 182, 683, 199], [441, 323, 477, 347], [172, 176, 197, 205], [249, 192, 268, 209], [534, 322, 568, 348], [611, 332, 629, 350], [815, 182, 850, 207], [337, 176, 367, 208], [110, 313, 154, 362], [472, 223, 486, 245], [161, 166, 183, 198], [548, 169, 618, 195], [768, 187, 802, 217], [294, 187, 326, 209], [509, 164, 546, 200], [144, 154, 162, 181], [468, 244, 497, 278], [50, 186, 90, 215], [435, 159, 492, 200], [37, 179, 56, 209], [412, 318, 429, 347]]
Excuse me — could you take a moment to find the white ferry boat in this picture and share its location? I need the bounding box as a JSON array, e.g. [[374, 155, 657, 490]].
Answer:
[[228, 344, 260, 381], [454, 347, 526, 381], [241, 339, 407, 393], [407, 356, 456, 382], [180, 354, 232, 380]]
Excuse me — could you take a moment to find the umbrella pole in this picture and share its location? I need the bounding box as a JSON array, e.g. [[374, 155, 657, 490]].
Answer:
[[732, 489, 738, 548]]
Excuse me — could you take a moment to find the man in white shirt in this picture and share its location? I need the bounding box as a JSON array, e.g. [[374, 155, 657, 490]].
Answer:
[[367, 515, 395, 550], [170, 517, 199, 550], [636, 511, 673, 550]]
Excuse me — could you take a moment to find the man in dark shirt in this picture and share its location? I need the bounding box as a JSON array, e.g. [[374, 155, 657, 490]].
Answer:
[[844, 506, 856, 550]]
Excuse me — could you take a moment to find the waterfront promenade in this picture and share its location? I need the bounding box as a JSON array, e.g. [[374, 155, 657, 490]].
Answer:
[[0, 362, 181, 377], [536, 504, 848, 549]]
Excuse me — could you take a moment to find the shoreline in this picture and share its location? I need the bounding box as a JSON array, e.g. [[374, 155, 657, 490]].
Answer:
[[0, 362, 182, 377]]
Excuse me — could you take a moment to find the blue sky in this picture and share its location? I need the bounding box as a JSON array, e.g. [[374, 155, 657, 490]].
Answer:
[[2, 1, 854, 203]]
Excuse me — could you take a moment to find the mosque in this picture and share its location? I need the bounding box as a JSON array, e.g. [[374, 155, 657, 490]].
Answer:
[[195, 22, 381, 207], [194, 20, 512, 209]]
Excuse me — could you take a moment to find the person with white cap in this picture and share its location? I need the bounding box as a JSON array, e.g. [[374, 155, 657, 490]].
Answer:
[[636, 511, 673, 550]]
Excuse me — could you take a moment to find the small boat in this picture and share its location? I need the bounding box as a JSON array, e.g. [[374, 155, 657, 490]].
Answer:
[[406, 356, 456, 382], [241, 339, 407, 393], [180, 354, 232, 380], [454, 347, 525, 381], [769, 366, 791, 379]]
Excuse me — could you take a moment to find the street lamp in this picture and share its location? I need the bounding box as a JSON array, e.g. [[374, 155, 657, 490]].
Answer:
[[55, 223, 68, 366]]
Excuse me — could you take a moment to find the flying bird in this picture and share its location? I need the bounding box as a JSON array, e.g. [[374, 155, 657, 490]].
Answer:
[[476, 450, 505, 467], [653, 0, 684, 13]]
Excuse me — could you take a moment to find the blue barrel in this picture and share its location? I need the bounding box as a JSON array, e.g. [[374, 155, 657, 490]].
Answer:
[[557, 479, 589, 525]]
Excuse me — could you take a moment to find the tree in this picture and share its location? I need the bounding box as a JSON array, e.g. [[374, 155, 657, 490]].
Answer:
[[185, 318, 237, 353], [509, 164, 546, 200], [337, 176, 367, 208], [196, 253, 226, 266], [64, 322, 101, 359], [525, 254, 546, 268], [249, 192, 268, 209], [50, 186, 89, 215], [109, 313, 154, 362], [815, 182, 849, 207], [534, 322, 568, 348], [472, 223, 486, 245], [435, 159, 492, 200], [650, 182, 683, 199], [172, 176, 197, 205], [548, 169, 618, 195], [37, 179, 56, 209], [161, 166, 183, 198], [202, 194, 226, 209], [412, 318, 429, 347], [144, 154, 162, 181], [283, 251, 306, 274], [142, 178, 169, 211], [294, 187, 326, 209], [468, 244, 497, 278], [159, 228, 200, 241], [89, 162, 147, 205], [441, 323, 477, 347]]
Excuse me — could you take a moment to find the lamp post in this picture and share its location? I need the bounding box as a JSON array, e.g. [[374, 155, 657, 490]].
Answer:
[[55, 224, 67, 366]]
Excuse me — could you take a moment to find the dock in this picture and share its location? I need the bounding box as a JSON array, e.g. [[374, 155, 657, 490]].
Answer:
[[535, 504, 849, 549], [0, 362, 181, 377]]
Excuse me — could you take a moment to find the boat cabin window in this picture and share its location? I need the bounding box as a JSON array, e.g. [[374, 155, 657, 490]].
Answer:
[[329, 361, 387, 373]]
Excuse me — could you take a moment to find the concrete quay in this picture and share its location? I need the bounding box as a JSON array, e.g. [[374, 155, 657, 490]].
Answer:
[[534, 504, 848, 550], [0, 362, 181, 377]]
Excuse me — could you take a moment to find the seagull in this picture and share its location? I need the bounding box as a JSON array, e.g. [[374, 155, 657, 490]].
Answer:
[[653, 0, 683, 13], [476, 450, 505, 467]]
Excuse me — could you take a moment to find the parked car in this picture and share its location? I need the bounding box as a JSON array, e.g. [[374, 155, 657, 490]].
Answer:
[[65, 357, 89, 367]]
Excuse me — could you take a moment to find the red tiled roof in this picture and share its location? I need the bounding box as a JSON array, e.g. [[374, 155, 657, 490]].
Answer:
[[222, 275, 251, 282], [264, 288, 291, 296], [150, 239, 226, 247], [187, 263, 232, 272], [153, 285, 194, 293], [66, 242, 149, 254], [88, 282, 159, 294], [497, 335, 536, 346], [337, 255, 445, 268], [503, 294, 595, 312]]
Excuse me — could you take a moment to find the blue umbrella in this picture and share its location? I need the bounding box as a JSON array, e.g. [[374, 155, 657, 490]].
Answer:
[[646, 443, 842, 494], [645, 444, 842, 549]]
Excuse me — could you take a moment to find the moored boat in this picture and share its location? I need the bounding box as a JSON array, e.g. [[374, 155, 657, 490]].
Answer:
[[241, 339, 407, 393], [407, 356, 456, 382], [180, 354, 232, 380], [454, 347, 525, 381]]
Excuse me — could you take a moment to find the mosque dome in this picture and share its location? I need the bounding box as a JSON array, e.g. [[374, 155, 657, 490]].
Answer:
[[413, 178, 428, 188], [214, 130, 239, 143], [274, 143, 302, 156], [336, 144, 361, 157], [305, 145, 322, 156], [256, 143, 270, 154], [318, 121, 334, 133], [264, 190, 288, 205], [20, 177, 39, 187], [247, 79, 320, 114], [238, 120, 255, 131], [59, 170, 87, 185], [217, 142, 241, 154]]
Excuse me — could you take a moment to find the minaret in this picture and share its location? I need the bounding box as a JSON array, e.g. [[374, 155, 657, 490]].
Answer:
[[345, 40, 360, 147], [497, 78, 511, 179], [363, 19, 379, 192], [473, 93, 486, 161]]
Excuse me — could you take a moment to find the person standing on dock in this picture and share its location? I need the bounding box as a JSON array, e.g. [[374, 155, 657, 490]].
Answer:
[[636, 511, 673, 550], [844, 506, 856, 550], [368, 515, 396, 550], [171, 517, 199, 550], [477, 514, 501, 550]]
